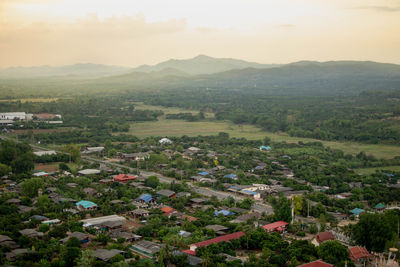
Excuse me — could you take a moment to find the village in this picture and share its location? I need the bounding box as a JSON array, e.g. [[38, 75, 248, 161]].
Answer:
[[0, 130, 399, 267]]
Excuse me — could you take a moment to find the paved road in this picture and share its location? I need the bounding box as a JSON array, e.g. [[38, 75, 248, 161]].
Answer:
[[1, 134, 275, 214]]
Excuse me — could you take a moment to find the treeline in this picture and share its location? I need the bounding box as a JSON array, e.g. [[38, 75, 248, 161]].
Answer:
[[165, 112, 205, 121], [143, 89, 400, 144]]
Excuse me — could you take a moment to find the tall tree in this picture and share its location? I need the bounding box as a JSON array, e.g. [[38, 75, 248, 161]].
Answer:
[[352, 213, 394, 252], [274, 196, 292, 223]]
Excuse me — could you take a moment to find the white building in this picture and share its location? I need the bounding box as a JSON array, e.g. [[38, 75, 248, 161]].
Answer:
[[0, 112, 33, 121], [159, 138, 173, 145], [33, 150, 57, 157]]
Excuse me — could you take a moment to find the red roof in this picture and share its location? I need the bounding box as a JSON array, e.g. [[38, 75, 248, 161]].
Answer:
[[262, 221, 288, 231], [299, 260, 333, 267], [114, 174, 137, 182], [349, 246, 371, 261], [161, 206, 176, 215], [192, 231, 244, 248], [316, 232, 335, 243], [181, 215, 198, 222], [182, 249, 196, 256]]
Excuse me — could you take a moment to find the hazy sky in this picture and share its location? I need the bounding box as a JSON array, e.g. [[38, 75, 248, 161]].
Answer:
[[0, 0, 399, 67]]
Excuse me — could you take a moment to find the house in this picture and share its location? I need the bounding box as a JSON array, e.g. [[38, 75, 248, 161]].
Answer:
[[178, 230, 192, 238], [188, 231, 244, 252], [173, 251, 203, 266], [82, 147, 104, 154], [66, 182, 78, 188], [205, 225, 229, 235], [33, 150, 56, 157], [214, 210, 235, 216], [312, 232, 335, 246], [0, 235, 18, 249], [259, 145, 271, 151], [0, 112, 32, 121], [76, 200, 98, 211], [190, 198, 206, 208], [120, 152, 151, 161], [350, 208, 365, 218], [223, 173, 237, 180], [176, 192, 191, 198], [374, 203, 385, 211], [128, 209, 149, 219], [110, 230, 141, 242], [161, 206, 177, 217], [6, 248, 29, 262], [198, 171, 209, 176], [230, 212, 262, 224], [78, 169, 101, 176], [60, 232, 90, 244], [156, 189, 176, 198], [180, 215, 198, 222], [262, 221, 288, 233], [30, 215, 49, 222], [240, 189, 261, 200], [114, 174, 137, 183], [137, 194, 154, 203], [81, 215, 126, 228], [349, 246, 372, 266], [83, 187, 97, 196], [6, 198, 21, 205], [159, 138, 173, 145], [299, 260, 333, 267], [100, 179, 113, 184], [131, 240, 165, 258], [19, 229, 44, 238], [92, 249, 125, 262]]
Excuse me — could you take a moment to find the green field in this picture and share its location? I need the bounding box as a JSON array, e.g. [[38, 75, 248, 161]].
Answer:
[[355, 166, 400, 175], [126, 115, 400, 159]]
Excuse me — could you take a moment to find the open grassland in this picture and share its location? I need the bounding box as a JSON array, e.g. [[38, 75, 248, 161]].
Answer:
[[126, 116, 400, 159], [354, 166, 400, 175], [0, 98, 59, 103]]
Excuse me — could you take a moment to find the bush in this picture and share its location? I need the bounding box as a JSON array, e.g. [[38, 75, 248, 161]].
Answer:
[[38, 224, 50, 233]]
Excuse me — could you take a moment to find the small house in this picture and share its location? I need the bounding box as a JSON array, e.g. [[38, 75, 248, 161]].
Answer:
[[156, 189, 176, 199], [262, 221, 288, 233], [76, 200, 98, 211], [114, 174, 137, 183]]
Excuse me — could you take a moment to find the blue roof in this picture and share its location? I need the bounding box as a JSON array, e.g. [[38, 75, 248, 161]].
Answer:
[[224, 174, 237, 179], [350, 208, 365, 215], [139, 194, 153, 203], [76, 200, 97, 209], [259, 145, 271, 150], [383, 173, 396, 177], [230, 186, 240, 190], [214, 210, 235, 216], [242, 190, 257, 196], [198, 171, 209, 176]]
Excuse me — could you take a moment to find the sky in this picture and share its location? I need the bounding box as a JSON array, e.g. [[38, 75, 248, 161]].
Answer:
[[0, 0, 399, 67]]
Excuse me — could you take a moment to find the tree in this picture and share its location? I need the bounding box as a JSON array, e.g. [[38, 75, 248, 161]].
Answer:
[[293, 195, 303, 218], [21, 177, 44, 197], [0, 163, 11, 176], [318, 240, 350, 266], [38, 224, 50, 233], [145, 175, 159, 189], [62, 246, 81, 266], [64, 144, 81, 163], [75, 250, 95, 267], [11, 153, 34, 174], [274, 196, 292, 223], [352, 213, 394, 252]]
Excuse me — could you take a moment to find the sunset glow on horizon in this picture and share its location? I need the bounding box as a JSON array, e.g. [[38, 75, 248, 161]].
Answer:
[[1, 0, 399, 67]]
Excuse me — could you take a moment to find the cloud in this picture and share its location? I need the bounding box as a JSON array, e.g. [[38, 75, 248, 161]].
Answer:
[[0, 15, 187, 66], [351, 5, 400, 12]]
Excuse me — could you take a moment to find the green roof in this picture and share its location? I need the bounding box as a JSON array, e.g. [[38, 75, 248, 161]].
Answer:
[[374, 203, 385, 209]]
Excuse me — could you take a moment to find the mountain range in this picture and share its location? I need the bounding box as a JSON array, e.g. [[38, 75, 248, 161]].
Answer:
[[1, 55, 400, 96]]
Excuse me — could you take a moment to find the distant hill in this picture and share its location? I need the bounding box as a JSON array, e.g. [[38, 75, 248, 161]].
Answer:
[[132, 55, 281, 75], [186, 60, 400, 96], [0, 63, 131, 78]]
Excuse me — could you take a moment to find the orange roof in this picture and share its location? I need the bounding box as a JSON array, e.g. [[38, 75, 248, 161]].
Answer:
[[161, 206, 176, 215], [316, 232, 335, 243], [262, 221, 288, 231], [181, 215, 198, 222], [114, 174, 137, 182], [349, 246, 371, 261]]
